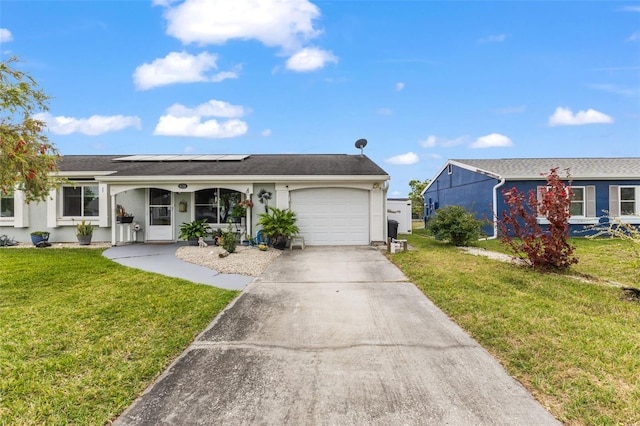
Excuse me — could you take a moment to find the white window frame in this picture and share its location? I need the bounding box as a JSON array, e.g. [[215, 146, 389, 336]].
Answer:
[[61, 183, 100, 218], [537, 185, 599, 225], [0, 189, 28, 228], [569, 186, 586, 217], [0, 192, 15, 223], [47, 180, 111, 228], [611, 185, 640, 224], [194, 188, 243, 225]]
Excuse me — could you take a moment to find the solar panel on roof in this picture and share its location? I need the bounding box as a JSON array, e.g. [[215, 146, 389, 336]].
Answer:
[[112, 154, 249, 162]]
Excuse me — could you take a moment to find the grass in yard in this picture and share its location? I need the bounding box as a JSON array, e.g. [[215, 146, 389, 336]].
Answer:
[[0, 248, 239, 425], [476, 237, 640, 287], [390, 235, 640, 425]]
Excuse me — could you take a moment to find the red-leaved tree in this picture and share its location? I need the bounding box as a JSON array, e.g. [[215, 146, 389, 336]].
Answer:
[[1, 56, 61, 203], [498, 167, 578, 270]]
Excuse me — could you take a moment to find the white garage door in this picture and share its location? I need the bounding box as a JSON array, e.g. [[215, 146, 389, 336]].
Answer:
[[290, 188, 369, 245]]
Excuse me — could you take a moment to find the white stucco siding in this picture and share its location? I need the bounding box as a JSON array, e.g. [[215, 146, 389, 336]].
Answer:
[[290, 188, 370, 245]]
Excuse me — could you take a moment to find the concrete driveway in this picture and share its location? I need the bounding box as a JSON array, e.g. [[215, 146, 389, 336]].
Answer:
[[114, 246, 559, 426]]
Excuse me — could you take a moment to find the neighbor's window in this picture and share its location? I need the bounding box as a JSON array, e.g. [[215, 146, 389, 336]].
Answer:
[[63, 185, 99, 217], [620, 186, 637, 216], [569, 187, 585, 216], [194, 188, 241, 223], [0, 193, 14, 218]]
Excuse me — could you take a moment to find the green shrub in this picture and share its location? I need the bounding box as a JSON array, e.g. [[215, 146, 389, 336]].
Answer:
[[426, 205, 485, 246], [222, 221, 237, 253]]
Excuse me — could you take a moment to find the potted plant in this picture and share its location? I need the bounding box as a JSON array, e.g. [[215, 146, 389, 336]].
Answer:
[[231, 204, 246, 223], [30, 231, 50, 247], [257, 207, 299, 250], [178, 218, 209, 246], [76, 220, 94, 245], [116, 204, 134, 223]]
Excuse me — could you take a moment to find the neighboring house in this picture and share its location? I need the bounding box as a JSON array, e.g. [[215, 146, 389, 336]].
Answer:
[[0, 154, 390, 246], [421, 158, 640, 237]]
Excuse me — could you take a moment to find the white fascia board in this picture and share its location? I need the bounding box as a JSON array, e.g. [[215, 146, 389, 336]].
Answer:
[[57, 171, 117, 178], [451, 160, 502, 180], [97, 174, 389, 183], [505, 175, 640, 181], [420, 160, 502, 196]]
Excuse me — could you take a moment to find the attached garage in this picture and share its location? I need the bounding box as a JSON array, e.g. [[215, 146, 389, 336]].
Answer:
[[290, 188, 370, 245]]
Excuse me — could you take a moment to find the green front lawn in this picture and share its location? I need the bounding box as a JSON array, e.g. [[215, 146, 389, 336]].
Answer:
[[0, 248, 239, 425], [476, 237, 640, 287], [391, 235, 640, 425]]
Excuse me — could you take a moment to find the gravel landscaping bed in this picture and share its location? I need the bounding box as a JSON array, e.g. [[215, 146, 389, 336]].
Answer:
[[176, 245, 282, 276]]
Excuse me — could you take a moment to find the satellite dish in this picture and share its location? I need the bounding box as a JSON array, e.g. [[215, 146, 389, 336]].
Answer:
[[355, 138, 368, 156]]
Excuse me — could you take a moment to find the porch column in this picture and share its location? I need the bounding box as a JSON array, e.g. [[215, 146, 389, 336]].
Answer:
[[111, 194, 117, 246]]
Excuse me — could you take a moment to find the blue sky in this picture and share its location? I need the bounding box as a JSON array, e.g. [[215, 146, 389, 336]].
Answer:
[[2, 0, 639, 197]]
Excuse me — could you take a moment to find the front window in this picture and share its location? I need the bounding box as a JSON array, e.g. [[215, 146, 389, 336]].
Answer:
[[0, 193, 14, 218], [195, 188, 242, 223], [569, 187, 584, 216], [620, 187, 637, 216], [63, 185, 99, 217]]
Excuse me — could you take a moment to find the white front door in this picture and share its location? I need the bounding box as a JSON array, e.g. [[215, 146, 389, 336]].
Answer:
[[147, 188, 173, 241]]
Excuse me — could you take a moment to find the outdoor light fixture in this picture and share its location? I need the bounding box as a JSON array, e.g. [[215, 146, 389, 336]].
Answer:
[[179, 200, 187, 212]]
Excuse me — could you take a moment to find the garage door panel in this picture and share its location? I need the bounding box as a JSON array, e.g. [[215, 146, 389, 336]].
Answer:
[[290, 188, 369, 246]]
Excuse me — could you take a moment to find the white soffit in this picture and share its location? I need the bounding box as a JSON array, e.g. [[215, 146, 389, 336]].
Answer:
[[113, 154, 249, 162]]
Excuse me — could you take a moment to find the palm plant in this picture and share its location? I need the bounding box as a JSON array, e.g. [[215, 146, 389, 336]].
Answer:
[[257, 207, 299, 249]]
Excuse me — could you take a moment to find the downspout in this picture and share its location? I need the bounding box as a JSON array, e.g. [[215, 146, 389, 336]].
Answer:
[[488, 177, 506, 239]]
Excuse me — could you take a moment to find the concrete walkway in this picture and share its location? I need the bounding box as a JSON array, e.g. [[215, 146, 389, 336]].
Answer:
[[114, 246, 559, 425], [103, 243, 253, 290]]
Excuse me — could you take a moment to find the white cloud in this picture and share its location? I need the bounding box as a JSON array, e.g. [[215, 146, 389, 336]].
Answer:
[[161, 0, 322, 52], [478, 34, 507, 43], [548, 107, 614, 126], [377, 108, 393, 116], [153, 99, 249, 138], [588, 83, 638, 97], [385, 152, 419, 165], [285, 47, 338, 72], [133, 51, 238, 90], [469, 133, 513, 149], [619, 6, 640, 12], [627, 31, 640, 42], [154, 116, 247, 138], [0, 28, 12, 43], [166, 100, 246, 118], [34, 112, 141, 135], [261, 129, 272, 137], [152, 0, 179, 6], [395, 82, 405, 91], [419, 135, 467, 148], [420, 135, 437, 148]]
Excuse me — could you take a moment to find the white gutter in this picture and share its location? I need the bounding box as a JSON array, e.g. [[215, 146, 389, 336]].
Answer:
[[489, 177, 506, 239], [95, 174, 390, 183]]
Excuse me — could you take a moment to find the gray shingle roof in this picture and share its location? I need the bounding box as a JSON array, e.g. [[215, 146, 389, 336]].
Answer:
[[57, 154, 389, 177], [452, 158, 640, 180]]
